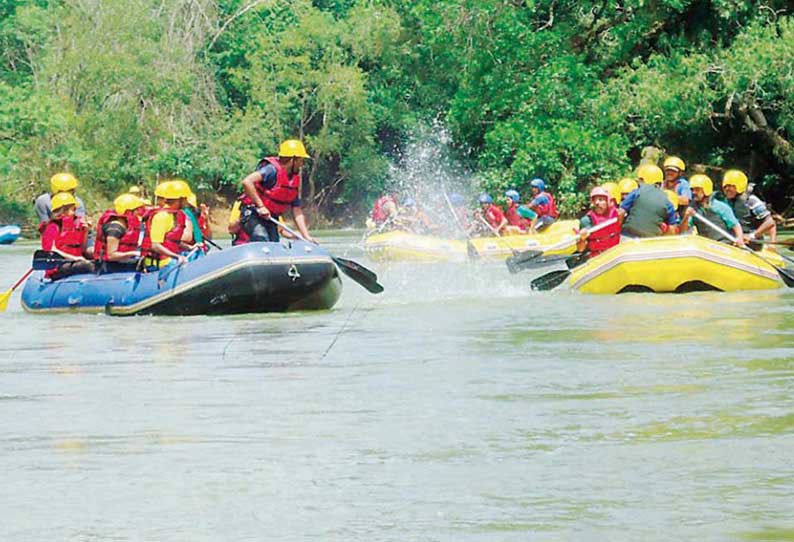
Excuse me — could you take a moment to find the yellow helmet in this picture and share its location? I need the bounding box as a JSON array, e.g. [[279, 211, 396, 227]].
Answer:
[[664, 189, 678, 208], [50, 172, 78, 193], [689, 174, 713, 197], [618, 177, 639, 194], [636, 164, 664, 185], [168, 179, 193, 199], [722, 169, 748, 193], [663, 156, 686, 172], [187, 192, 198, 208], [51, 192, 77, 212], [114, 193, 145, 215], [154, 181, 183, 200], [278, 139, 311, 159], [128, 185, 142, 195], [600, 182, 621, 203]]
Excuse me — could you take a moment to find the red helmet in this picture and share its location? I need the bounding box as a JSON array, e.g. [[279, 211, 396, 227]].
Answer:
[[589, 187, 610, 200]]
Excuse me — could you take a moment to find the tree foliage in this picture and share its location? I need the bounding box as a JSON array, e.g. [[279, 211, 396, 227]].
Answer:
[[2, 0, 794, 224]]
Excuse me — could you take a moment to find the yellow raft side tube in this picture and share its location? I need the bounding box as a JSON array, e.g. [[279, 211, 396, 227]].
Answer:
[[568, 235, 784, 294], [364, 230, 468, 262], [468, 219, 580, 260]]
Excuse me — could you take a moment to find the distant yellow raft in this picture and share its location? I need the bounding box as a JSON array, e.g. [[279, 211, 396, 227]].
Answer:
[[364, 219, 579, 262], [568, 235, 786, 294]]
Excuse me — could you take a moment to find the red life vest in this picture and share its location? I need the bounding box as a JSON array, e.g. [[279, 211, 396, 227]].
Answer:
[[505, 203, 528, 230], [140, 207, 187, 259], [38, 215, 87, 257], [535, 192, 559, 219], [232, 227, 250, 246], [93, 209, 143, 261], [485, 204, 505, 229], [372, 195, 396, 224], [240, 156, 300, 216], [585, 207, 620, 257]]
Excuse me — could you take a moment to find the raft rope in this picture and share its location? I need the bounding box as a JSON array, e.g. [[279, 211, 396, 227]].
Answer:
[[320, 300, 362, 361]]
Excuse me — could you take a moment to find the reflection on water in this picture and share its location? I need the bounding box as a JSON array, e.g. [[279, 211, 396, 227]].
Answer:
[[1, 236, 794, 540]]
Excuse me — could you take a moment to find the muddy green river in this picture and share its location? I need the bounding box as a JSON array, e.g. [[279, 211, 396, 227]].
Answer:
[[1, 233, 793, 541]]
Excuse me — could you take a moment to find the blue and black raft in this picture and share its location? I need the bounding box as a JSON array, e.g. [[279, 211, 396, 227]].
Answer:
[[21, 240, 382, 316]]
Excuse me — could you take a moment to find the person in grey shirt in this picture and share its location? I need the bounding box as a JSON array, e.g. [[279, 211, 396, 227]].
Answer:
[[34, 172, 87, 223]]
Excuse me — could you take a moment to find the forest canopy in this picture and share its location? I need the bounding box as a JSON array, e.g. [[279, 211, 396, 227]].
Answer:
[[2, 0, 794, 224]]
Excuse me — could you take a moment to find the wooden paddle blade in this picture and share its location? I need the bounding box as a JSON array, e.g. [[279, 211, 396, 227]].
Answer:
[[332, 257, 384, 294], [530, 269, 571, 291]]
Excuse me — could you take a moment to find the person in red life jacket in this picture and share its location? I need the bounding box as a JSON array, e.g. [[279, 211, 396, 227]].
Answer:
[[39, 192, 95, 280], [576, 187, 621, 258], [93, 193, 146, 272], [238, 139, 315, 243], [227, 201, 250, 245], [141, 181, 189, 268], [470, 193, 507, 236], [503, 189, 529, 234], [526, 178, 559, 232], [394, 197, 438, 234], [368, 193, 398, 230]]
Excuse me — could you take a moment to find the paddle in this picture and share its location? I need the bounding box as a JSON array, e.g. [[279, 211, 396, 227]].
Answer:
[[269, 218, 384, 294], [32, 250, 69, 270], [0, 268, 34, 312], [204, 238, 223, 251], [443, 192, 479, 260], [507, 217, 619, 274], [691, 213, 794, 287], [530, 269, 572, 291]]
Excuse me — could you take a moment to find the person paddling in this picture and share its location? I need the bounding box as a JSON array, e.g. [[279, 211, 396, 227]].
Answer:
[[720, 169, 777, 246], [618, 164, 679, 237], [525, 178, 559, 232], [503, 189, 529, 234], [238, 139, 315, 243], [141, 181, 189, 268], [93, 194, 147, 272], [576, 187, 621, 257], [471, 193, 507, 236], [39, 193, 95, 280], [681, 174, 744, 247]]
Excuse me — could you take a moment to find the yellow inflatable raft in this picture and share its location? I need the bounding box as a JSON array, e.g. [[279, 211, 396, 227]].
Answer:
[[364, 219, 580, 263], [568, 235, 787, 294]]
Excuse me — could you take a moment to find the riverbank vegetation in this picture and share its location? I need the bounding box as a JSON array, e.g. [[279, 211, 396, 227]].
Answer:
[[2, 0, 793, 224]]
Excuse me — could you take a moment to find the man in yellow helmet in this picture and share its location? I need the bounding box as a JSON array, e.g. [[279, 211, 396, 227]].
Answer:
[[719, 169, 777, 244], [34, 172, 87, 223], [618, 164, 679, 237], [237, 139, 316, 243], [662, 156, 691, 212], [681, 174, 744, 246]]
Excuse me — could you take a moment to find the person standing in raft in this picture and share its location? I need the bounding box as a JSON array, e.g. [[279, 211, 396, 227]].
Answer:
[[576, 187, 621, 258], [34, 172, 88, 223], [238, 139, 315, 243], [680, 174, 745, 247], [618, 164, 679, 237], [39, 193, 95, 280], [93, 194, 147, 272], [525, 178, 559, 232], [141, 181, 190, 268], [719, 169, 777, 246]]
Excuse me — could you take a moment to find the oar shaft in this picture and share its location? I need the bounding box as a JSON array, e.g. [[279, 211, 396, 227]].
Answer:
[[545, 217, 620, 253], [692, 212, 737, 242], [10, 268, 34, 291], [269, 217, 308, 242]]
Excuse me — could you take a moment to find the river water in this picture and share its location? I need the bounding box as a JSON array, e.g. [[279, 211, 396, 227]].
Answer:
[[1, 232, 793, 541]]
